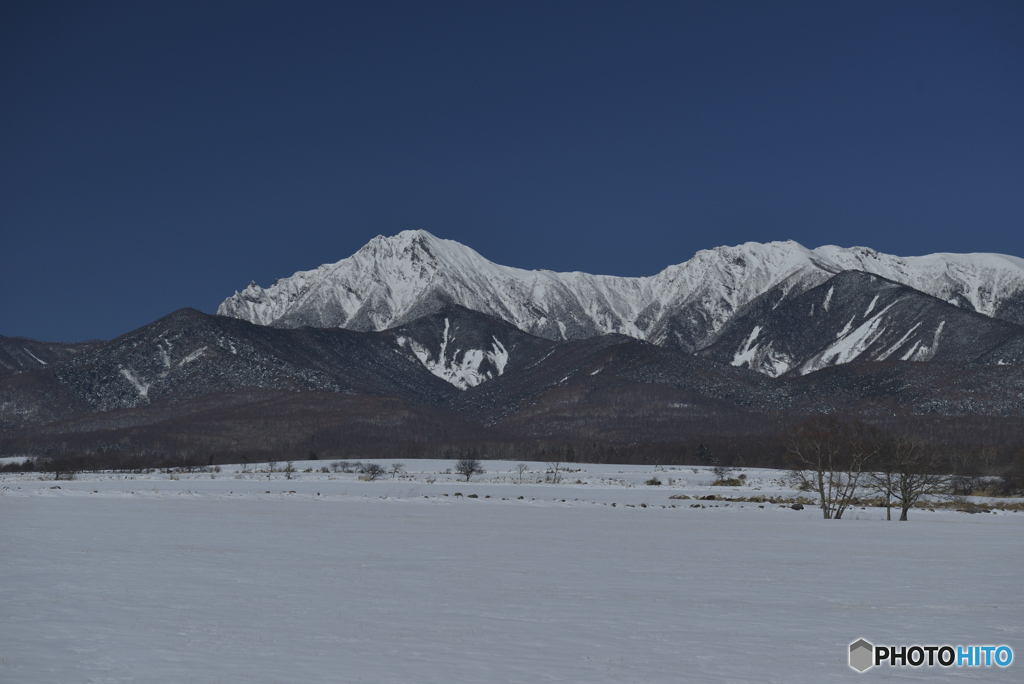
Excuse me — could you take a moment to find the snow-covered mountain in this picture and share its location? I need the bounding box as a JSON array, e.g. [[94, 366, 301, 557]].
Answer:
[[387, 306, 552, 390], [702, 271, 1024, 377], [218, 230, 1024, 369]]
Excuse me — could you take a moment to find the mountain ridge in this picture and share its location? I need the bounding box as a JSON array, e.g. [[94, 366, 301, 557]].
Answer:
[[5, 304, 1024, 466], [702, 271, 1024, 377], [218, 231, 1024, 359]]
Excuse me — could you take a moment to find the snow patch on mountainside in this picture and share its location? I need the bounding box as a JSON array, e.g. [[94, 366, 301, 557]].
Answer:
[[395, 318, 510, 390], [179, 347, 206, 367], [488, 338, 509, 375], [864, 295, 879, 316], [876, 322, 923, 361], [119, 367, 150, 400], [901, 321, 946, 362], [23, 349, 47, 366], [799, 302, 898, 374], [728, 326, 794, 377], [730, 326, 762, 368]]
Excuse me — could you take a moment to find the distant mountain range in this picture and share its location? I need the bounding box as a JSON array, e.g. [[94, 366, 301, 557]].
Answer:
[[218, 230, 1024, 381], [3, 232, 1024, 464]]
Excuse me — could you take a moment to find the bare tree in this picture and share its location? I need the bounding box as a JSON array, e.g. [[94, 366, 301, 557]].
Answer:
[[787, 418, 876, 520], [864, 439, 900, 521], [455, 458, 483, 482], [946, 450, 978, 497], [546, 461, 562, 484], [977, 447, 999, 474], [893, 442, 948, 520], [284, 460, 295, 480], [712, 463, 733, 483], [362, 463, 386, 481], [389, 462, 405, 479], [865, 438, 951, 521], [894, 465, 948, 521], [42, 456, 81, 481], [515, 463, 529, 484]]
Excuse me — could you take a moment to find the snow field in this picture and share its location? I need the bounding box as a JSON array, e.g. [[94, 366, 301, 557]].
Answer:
[[1, 462, 1021, 683]]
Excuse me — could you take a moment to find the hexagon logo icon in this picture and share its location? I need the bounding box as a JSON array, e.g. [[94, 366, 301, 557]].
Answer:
[[849, 639, 874, 672]]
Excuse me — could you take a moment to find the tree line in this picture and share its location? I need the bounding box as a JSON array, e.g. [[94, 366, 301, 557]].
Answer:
[[783, 417, 1017, 520]]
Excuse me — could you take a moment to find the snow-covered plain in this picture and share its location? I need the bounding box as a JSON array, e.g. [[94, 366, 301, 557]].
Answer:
[[2, 461, 1020, 683]]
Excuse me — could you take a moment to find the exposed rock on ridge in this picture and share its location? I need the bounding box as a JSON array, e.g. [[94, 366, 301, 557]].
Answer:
[[218, 231, 1024, 357]]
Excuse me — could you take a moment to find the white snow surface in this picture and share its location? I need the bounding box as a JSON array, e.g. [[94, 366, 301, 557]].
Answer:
[[730, 325, 762, 367], [394, 318, 510, 389], [22, 348, 47, 366], [864, 294, 880, 316], [799, 302, 899, 375], [2, 461, 1020, 683], [218, 231, 1024, 349], [876, 322, 923, 361], [118, 366, 150, 400], [733, 344, 794, 378], [729, 326, 794, 377]]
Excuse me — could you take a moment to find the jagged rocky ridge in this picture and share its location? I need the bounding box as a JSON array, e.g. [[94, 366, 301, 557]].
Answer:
[[219, 230, 1024, 352]]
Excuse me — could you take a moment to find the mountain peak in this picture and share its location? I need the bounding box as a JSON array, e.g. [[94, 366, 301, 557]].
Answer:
[[217, 233, 1024, 365], [362, 229, 440, 253]]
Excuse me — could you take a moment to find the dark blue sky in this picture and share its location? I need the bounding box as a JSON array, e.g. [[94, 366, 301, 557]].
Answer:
[[2, 1, 1022, 342]]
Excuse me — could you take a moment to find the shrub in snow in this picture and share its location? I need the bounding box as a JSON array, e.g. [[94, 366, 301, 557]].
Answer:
[[361, 464, 386, 481], [455, 459, 483, 482]]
